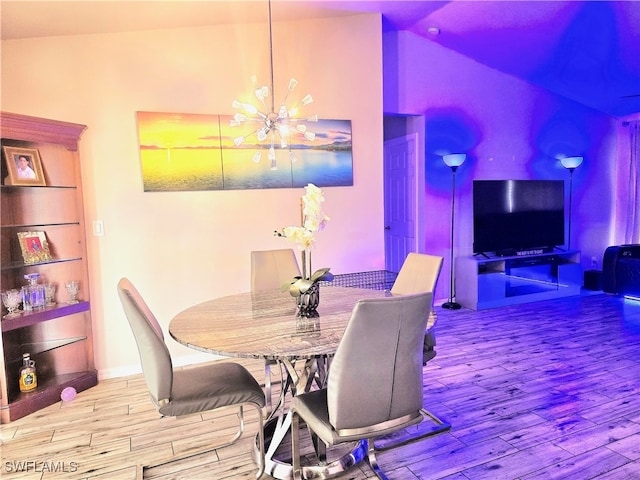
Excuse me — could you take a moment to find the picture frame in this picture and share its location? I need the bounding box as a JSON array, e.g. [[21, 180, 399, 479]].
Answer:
[[3, 146, 46, 186], [17, 231, 53, 264]]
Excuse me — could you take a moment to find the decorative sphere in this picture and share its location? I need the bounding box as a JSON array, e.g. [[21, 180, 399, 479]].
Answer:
[[61, 387, 77, 402]]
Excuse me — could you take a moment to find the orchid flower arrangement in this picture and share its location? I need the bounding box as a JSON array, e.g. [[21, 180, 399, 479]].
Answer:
[[275, 183, 334, 296]]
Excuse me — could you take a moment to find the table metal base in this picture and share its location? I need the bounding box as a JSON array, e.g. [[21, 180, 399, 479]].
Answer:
[[254, 418, 367, 480]]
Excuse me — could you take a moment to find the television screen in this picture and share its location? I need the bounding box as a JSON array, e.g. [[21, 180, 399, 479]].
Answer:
[[473, 180, 565, 255]]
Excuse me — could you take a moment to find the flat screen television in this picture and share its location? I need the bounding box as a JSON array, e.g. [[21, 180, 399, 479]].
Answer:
[[473, 180, 565, 255]]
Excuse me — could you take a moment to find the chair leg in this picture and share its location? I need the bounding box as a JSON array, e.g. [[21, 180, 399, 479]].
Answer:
[[366, 439, 390, 480], [373, 408, 451, 451], [254, 404, 265, 479], [292, 412, 303, 480], [232, 405, 245, 444], [145, 403, 263, 474], [310, 432, 327, 464]]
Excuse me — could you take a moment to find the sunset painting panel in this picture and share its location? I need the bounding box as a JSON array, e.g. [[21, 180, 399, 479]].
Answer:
[[137, 111, 223, 192]]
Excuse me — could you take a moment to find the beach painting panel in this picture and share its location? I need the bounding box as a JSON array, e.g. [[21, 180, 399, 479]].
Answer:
[[136, 111, 224, 192], [137, 111, 353, 191]]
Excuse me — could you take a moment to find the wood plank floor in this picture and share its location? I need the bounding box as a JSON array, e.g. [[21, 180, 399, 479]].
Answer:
[[1, 292, 639, 479]]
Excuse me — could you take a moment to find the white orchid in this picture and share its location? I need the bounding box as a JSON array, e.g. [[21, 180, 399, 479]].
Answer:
[[275, 183, 333, 295]]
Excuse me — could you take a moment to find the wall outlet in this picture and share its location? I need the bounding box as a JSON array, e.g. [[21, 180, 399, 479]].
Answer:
[[591, 256, 598, 269]]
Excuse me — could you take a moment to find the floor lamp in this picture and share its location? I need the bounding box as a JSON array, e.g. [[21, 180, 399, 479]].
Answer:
[[561, 156, 583, 250], [442, 153, 466, 310]]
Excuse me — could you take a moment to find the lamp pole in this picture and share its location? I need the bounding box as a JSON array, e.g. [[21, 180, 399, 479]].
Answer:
[[442, 154, 466, 310], [567, 168, 574, 250], [561, 156, 583, 251], [443, 165, 461, 309]]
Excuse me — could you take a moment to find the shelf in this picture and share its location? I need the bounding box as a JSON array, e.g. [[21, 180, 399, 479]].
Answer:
[[4, 370, 98, 422], [15, 336, 87, 359], [1, 301, 90, 332], [1, 256, 83, 271], [1, 221, 80, 229], [1, 111, 93, 424], [0, 184, 77, 190]]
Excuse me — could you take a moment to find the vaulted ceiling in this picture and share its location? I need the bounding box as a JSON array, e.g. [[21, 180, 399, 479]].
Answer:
[[2, 1, 639, 117]]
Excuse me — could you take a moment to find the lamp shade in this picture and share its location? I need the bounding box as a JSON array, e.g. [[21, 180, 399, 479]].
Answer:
[[443, 154, 466, 167], [561, 156, 583, 169]]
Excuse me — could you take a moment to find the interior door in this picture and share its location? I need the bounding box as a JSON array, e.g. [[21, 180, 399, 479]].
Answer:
[[384, 133, 418, 272]]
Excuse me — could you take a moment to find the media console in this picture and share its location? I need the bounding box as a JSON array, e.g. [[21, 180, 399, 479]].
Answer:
[[456, 250, 582, 310]]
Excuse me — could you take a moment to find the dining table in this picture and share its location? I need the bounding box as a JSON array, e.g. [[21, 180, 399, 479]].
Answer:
[[169, 285, 388, 479]]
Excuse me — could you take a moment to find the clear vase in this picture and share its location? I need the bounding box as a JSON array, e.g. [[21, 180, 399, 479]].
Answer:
[[297, 282, 320, 315]]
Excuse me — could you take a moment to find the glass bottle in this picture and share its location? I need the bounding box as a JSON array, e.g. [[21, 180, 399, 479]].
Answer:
[[22, 273, 46, 311], [19, 353, 37, 392]]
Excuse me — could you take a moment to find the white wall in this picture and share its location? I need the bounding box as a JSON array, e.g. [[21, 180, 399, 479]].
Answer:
[[1, 14, 385, 378]]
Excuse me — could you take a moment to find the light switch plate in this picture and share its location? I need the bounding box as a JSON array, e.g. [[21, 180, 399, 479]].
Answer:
[[93, 220, 104, 237]]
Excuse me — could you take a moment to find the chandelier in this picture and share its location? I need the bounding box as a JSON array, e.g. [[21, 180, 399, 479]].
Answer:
[[230, 0, 317, 170]]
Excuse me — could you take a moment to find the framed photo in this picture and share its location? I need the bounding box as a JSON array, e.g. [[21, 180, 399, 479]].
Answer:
[[17, 231, 53, 264], [3, 146, 46, 186]]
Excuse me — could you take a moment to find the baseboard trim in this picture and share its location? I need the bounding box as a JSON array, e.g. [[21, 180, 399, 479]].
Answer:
[[98, 352, 224, 380]]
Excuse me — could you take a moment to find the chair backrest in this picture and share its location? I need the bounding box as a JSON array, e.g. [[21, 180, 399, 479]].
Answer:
[[391, 252, 443, 296], [117, 278, 173, 408], [251, 248, 301, 291], [327, 292, 433, 431]]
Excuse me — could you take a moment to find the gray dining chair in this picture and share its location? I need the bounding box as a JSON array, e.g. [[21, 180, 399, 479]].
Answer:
[[291, 292, 447, 480], [250, 248, 302, 415], [117, 278, 265, 479], [251, 248, 301, 291], [391, 252, 443, 364]]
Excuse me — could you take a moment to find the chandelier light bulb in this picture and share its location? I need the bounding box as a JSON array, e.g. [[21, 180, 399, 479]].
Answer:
[[228, 3, 317, 171], [289, 151, 297, 163], [270, 158, 278, 170], [244, 103, 259, 115], [255, 86, 269, 101], [252, 151, 262, 163], [279, 124, 290, 136]]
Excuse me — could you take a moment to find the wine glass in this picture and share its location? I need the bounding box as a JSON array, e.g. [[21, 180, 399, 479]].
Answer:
[[65, 281, 80, 304], [44, 283, 57, 306], [2, 289, 22, 318]]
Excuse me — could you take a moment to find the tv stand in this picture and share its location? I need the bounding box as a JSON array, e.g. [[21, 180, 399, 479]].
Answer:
[[456, 251, 582, 310]]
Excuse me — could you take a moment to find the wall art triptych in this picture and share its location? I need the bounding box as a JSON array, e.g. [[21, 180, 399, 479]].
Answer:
[[136, 111, 353, 192]]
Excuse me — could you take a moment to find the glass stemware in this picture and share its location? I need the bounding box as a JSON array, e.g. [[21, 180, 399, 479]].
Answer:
[[2, 289, 23, 318], [65, 281, 80, 304], [44, 283, 57, 306]]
